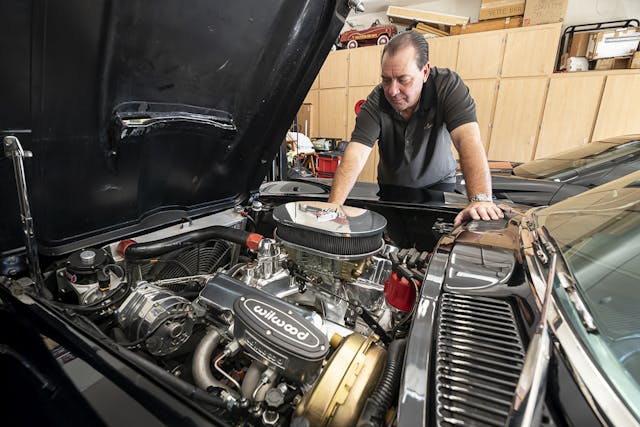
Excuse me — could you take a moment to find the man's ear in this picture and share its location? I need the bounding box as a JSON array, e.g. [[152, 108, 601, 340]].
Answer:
[[423, 63, 430, 83]]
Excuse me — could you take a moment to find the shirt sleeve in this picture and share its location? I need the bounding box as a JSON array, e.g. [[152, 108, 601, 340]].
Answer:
[[440, 70, 477, 133], [349, 88, 381, 148]]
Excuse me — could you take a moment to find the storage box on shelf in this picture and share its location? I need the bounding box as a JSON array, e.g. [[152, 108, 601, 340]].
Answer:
[[523, 0, 568, 26], [479, 0, 525, 21]]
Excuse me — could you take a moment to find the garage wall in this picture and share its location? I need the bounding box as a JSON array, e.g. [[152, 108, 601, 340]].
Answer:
[[306, 22, 640, 181], [342, 0, 640, 32]]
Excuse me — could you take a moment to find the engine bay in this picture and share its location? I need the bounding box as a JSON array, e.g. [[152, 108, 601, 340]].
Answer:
[[27, 200, 442, 426]]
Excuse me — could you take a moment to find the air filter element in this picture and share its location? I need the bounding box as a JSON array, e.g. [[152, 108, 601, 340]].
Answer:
[[272, 201, 386, 258]]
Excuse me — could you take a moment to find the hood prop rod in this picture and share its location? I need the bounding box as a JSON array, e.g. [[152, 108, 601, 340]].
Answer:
[[3, 135, 43, 291]]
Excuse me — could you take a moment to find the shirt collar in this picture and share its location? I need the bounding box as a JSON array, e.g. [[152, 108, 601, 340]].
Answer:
[[419, 67, 436, 112]]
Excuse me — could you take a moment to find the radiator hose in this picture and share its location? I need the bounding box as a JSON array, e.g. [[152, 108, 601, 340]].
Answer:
[[124, 225, 263, 260], [356, 338, 407, 427]]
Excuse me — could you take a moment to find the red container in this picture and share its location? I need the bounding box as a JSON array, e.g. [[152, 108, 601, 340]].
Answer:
[[316, 152, 342, 178]]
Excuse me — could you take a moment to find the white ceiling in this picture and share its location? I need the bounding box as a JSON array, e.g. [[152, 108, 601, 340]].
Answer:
[[357, 0, 428, 14]]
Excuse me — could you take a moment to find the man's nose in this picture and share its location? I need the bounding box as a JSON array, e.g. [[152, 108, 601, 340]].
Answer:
[[388, 80, 399, 96]]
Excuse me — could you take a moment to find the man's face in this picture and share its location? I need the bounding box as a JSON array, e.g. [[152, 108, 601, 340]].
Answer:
[[381, 46, 429, 116]]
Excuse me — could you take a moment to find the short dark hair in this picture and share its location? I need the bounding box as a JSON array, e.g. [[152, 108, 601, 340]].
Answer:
[[382, 30, 429, 69]]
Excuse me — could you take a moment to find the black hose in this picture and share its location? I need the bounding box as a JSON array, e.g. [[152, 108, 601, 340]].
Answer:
[[357, 339, 407, 427], [124, 226, 260, 260]]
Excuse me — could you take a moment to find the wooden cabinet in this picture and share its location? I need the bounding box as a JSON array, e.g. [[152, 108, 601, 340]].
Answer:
[[536, 75, 605, 158], [489, 78, 548, 162], [318, 88, 347, 139], [428, 37, 459, 70], [592, 73, 640, 141], [318, 50, 349, 89], [465, 79, 499, 151], [348, 45, 383, 87], [456, 33, 505, 79], [302, 90, 319, 138], [502, 24, 562, 77]]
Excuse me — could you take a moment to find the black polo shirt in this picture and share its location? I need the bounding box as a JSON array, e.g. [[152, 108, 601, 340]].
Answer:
[[350, 67, 477, 188]]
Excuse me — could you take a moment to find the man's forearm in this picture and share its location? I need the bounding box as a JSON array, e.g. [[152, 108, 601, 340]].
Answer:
[[451, 123, 492, 198], [328, 142, 372, 205], [451, 122, 503, 226]]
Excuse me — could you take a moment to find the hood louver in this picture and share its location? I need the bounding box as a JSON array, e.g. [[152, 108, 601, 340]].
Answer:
[[436, 293, 525, 426]]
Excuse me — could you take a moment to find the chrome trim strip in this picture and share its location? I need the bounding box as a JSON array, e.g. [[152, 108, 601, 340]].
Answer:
[[549, 298, 639, 426], [397, 237, 453, 427]]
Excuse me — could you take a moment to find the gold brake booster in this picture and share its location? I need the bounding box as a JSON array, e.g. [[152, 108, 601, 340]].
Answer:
[[294, 333, 387, 427]]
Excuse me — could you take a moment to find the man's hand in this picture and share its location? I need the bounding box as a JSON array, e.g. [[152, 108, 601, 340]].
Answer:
[[453, 201, 504, 228]]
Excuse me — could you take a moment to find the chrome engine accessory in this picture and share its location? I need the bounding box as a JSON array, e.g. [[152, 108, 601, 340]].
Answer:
[[241, 238, 290, 289], [56, 247, 124, 305], [272, 201, 386, 258], [233, 292, 329, 383], [116, 282, 194, 356], [294, 333, 387, 427]]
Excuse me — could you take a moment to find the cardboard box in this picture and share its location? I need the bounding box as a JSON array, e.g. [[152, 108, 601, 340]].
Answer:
[[523, 0, 568, 26], [450, 16, 522, 36], [630, 51, 640, 69], [568, 32, 593, 57], [387, 6, 469, 26], [586, 27, 640, 60], [592, 57, 632, 70], [479, 0, 525, 21]]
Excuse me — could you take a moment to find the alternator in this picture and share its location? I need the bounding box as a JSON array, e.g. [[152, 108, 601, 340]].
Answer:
[[116, 282, 194, 356]]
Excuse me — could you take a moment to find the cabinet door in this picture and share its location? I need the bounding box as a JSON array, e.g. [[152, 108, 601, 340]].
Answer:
[[428, 36, 459, 70], [319, 50, 349, 89], [488, 77, 548, 162], [302, 90, 319, 138], [318, 88, 347, 139], [347, 86, 376, 142], [465, 79, 499, 152], [592, 74, 640, 141], [349, 45, 383, 87], [456, 32, 505, 79], [502, 24, 561, 77], [536, 75, 605, 158]]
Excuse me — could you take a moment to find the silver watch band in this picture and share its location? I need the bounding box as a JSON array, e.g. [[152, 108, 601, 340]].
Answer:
[[469, 193, 493, 203]]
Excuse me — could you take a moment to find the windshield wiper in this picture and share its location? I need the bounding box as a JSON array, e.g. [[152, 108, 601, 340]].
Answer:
[[511, 223, 599, 426], [549, 254, 598, 333], [530, 222, 597, 333]]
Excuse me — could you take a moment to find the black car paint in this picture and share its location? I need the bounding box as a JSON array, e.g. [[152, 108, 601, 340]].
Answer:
[[0, 0, 348, 255]]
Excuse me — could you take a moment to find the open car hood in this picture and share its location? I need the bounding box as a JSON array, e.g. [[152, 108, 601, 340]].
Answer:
[[0, 0, 348, 254]]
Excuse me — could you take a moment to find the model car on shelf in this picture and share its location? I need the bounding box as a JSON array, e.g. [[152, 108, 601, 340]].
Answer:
[[339, 24, 397, 49]]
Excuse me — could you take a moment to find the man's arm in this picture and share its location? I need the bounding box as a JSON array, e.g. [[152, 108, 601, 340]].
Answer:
[[328, 141, 372, 205], [450, 122, 503, 227]]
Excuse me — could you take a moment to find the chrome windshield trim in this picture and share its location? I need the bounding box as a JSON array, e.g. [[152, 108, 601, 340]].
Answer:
[[520, 213, 638, 426], [548, 297, 639, 426]]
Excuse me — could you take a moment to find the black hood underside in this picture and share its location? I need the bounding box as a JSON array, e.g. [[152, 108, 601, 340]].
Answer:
[[1, 0, 348, 254]]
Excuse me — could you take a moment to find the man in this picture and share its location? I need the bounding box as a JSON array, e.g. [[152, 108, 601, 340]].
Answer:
[[328, 31, 503, 227]]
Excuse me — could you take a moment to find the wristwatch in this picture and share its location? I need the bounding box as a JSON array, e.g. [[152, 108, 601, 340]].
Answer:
[[468, 193, 493, 203]]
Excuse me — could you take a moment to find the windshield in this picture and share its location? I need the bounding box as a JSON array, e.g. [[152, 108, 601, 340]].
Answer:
[[514, 138, 640, 180], [534, 171, 640, 417]]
